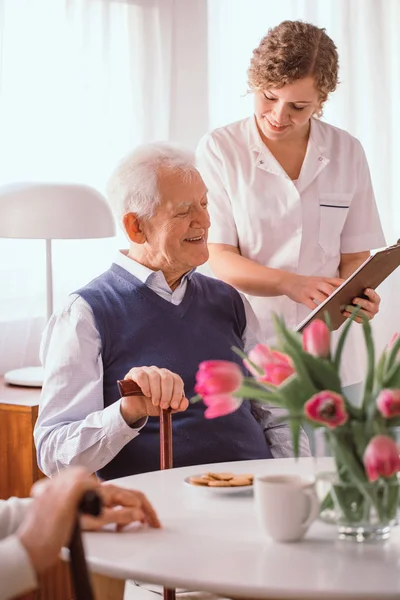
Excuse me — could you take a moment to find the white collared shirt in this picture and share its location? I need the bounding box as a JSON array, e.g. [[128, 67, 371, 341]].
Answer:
[[0, 498, 37, 600], [35, 251, 305, 477], [196, 116, 386, 386]]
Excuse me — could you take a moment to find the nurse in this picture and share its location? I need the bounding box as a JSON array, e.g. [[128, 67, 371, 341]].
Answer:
[[196, 20, 386, 395]]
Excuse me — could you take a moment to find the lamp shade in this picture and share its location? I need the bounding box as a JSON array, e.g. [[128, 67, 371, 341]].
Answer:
[[0, 182, 116, 239]]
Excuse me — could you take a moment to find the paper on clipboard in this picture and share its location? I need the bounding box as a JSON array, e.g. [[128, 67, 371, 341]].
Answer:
[[295, 241, 400, 332]]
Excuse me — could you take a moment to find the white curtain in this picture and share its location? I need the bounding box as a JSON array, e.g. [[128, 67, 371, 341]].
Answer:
[[0, 0, 208, 373], [1, 0, 398, 373], [207, 0, 400, 354]]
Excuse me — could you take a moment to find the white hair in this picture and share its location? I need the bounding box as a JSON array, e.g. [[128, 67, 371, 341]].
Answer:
[[107, 142, 197, 223]]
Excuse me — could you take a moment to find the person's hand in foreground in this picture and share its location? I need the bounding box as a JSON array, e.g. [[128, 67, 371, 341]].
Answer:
[[17, 467, 160, 576], [82, 482, 160, 531]]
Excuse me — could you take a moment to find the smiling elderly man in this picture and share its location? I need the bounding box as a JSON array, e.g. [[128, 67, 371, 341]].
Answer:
[[34, 143, 309, 481]]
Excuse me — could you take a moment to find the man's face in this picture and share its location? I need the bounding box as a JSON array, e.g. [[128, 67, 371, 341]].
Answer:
[[140, 169, 210, 281]]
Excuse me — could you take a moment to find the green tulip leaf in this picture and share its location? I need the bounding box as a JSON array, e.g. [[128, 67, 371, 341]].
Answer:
[[383, 362, 400, 388], [386, 336, 400, 372], [333, 307, 360, 370], [361, 318, 375, 411]]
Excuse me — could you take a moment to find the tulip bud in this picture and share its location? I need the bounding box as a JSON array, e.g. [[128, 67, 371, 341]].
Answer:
[[302, 320, 330, 358], [376, 389, 400, 418], [304, 390, 348, 428], [244, 344, 293, 383], [388, 333, 399, 350], [363, 435, 400, 482], [259, 363, 295, 386], [387, 333, 400, 363]]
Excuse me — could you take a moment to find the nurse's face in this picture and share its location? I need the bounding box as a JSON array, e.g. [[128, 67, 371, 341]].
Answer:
[[254, 76, 321, 141]]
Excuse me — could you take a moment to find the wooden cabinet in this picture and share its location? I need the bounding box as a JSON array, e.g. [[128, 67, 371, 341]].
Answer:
[[0, 380, 41, 499], [0, 378, 73, 600]]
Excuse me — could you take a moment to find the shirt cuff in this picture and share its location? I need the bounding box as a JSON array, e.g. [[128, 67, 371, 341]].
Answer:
[[0, 535, 37, 599], [101, 400, 147, 446]]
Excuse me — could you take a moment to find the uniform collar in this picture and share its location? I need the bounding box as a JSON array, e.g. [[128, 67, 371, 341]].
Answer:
[[247, 114, 328, 155], [247, 115, 330, 188]]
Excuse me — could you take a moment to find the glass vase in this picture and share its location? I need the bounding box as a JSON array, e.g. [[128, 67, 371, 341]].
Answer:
[[317, 471, 399, 541], [313, 428, 400, 542]]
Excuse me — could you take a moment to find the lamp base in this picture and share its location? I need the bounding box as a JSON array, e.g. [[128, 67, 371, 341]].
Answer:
[[4, 366, 44, 387]]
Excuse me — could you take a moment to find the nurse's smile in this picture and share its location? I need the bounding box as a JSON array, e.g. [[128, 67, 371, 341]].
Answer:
[[264, 116, 290, 132]]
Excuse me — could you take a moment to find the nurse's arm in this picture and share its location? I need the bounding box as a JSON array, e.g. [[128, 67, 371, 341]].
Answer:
[[339, 251, 370, 279], [208, 243, 290, 297], [208, 243, 343, 309]]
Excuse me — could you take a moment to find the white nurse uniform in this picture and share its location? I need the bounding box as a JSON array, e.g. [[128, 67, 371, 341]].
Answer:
[[196, 116, 386, 387]]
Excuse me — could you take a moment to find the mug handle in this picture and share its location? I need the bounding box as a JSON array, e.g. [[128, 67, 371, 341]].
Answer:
[[301, 488, 320, 531]]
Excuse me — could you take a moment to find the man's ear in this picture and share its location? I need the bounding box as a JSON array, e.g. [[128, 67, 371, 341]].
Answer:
[[123, 213, 146, 244]]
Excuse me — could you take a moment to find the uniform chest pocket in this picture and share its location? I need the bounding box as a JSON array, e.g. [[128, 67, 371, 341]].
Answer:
[[318, 193, 352, 256]]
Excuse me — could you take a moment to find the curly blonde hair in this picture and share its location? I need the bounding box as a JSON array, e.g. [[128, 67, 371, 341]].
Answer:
[[248, 20, 339, 104]]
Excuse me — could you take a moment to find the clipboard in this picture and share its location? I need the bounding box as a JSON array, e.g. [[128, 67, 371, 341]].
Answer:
[[296, 241, 400, 332]]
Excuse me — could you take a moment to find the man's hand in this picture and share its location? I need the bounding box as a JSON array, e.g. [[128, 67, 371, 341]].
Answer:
[[343, 288, 381, 323], [280, 273, 344, 310], [120, 366, 189, 426], [17, 467, 161, 576], [81, 483, 160, 531]]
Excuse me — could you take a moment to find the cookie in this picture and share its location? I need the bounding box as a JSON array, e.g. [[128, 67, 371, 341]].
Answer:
[[189, 476, 210, 486], [238, 474, 254, 481], [208, 480, 233, 487], [206, 472, 234, 481], [189, 472, 254, 487], [229, 477, 252, 487]]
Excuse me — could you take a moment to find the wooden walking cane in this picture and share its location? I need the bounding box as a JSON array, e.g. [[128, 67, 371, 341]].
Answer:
[[68, 490, 102, 600], [118, 379, 176, 600]]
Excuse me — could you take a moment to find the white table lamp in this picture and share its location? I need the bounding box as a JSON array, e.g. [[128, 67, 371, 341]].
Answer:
[[0, 183, 116, 387]]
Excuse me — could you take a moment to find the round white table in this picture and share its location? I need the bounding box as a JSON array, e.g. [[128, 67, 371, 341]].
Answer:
[[82, 458, 400, 600]]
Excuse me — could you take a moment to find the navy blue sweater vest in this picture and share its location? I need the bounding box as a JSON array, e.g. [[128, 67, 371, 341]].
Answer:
[[76, 264, 272, 479]]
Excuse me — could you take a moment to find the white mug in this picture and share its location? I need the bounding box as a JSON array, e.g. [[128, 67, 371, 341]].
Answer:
[[254, 474, 319, 542]]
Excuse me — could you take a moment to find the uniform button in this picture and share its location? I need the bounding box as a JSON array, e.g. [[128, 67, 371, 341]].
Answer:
[[124, 435, 131, 441], [318, 156, 323, 161], [259, 160, 264, 165]]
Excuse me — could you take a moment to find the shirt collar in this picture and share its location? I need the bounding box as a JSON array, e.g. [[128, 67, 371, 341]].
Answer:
[[247, 114, 329, 160], [114, 250, 195, 286]]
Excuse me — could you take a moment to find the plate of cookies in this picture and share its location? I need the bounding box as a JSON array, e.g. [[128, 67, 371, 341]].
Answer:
[[184, 471, 254, 494]]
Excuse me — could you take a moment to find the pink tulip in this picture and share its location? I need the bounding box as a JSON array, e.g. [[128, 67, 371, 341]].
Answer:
[[376, 389, 400, 418], [244, 344, 294, 385], [304, 391, 348, 428], [259, 363, 295, 386], [302, 320, 330, 358], [195, 360, 243, 397], [363, 435, 400, 482], [203, 394, 242, 419]]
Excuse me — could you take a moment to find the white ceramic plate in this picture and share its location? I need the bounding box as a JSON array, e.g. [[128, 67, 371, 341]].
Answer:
[[183, 474, 253, 495]]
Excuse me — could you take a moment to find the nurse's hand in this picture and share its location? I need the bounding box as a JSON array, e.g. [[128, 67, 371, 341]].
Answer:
[[343, 288, 381, 323], [281, 274, 344, 310]]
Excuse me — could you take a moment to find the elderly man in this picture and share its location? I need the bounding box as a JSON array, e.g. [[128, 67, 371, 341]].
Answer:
[[34, 143, 309, 481]]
